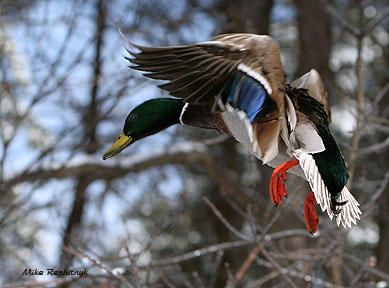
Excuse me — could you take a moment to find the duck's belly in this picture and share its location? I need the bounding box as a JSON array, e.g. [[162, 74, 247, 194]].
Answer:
[[267, 140, 306, 179]]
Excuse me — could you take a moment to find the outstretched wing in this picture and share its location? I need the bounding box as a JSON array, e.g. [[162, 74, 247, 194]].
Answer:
[[128, 40, 244, 104], [126, 34, 285, 107], [126, 33, 287, 163]]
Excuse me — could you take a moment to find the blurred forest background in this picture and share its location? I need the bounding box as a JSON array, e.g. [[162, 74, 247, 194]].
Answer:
[[0, 0, 388, 287]]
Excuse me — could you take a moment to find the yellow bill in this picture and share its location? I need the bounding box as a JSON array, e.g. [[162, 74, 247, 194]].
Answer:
[[102, 132, 132, 160]]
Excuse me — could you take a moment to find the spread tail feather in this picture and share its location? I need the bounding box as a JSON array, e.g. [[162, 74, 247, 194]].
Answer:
[[335, 186, 362, 228]]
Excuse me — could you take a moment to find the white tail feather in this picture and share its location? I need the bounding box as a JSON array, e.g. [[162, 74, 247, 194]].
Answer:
[[294, 150, 362, 228], [335, 186, 362, 228]]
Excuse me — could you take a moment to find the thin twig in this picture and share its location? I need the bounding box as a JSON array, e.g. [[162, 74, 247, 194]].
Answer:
[[372, 83, 389, 106], [341, 253, 389, 281], [192, 271, 205, 288], [0, 277, 80, 288], [148, 240, 250, 267], [320, 0, 361, 37], [258, 243, 299, 288], [61, 246, 135, 288], [363, 7, 389, 34], [249, 270, 278, 287], [348, 33, 365, 184], [121, 238, 142, 288], [354, 137, 389, 156], [362, 171, 389, 216], [224, 263, 236, 288], [137, 229, 310, 268], [235, 246, 261, 281], [160, 272, 179, 288], [203, 196, 252, 241], [350, 260, 370, 287], [210, 250, 224, 288], [254, 257, 346, 288]]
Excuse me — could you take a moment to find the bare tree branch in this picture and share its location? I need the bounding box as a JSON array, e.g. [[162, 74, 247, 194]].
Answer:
[[363, 7, 389, 35], [6, 142, 210, 185], [61, 246, 135, 288], [203, 196, 252, 241], [348, 33, 365, 185], [320, 0, 361, 37], [354, 137, 389, 156]]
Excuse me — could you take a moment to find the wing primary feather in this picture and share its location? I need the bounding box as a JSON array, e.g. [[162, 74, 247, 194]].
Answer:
[[129, 55, 179, 64], [185, 76, 226, 103], [167, 73, 217, 96]]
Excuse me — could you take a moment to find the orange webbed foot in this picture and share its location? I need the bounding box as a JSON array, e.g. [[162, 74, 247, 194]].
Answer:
[[304, 192, 319, 234], [270, 170, 287, 207], [270, 159, 299, 207]]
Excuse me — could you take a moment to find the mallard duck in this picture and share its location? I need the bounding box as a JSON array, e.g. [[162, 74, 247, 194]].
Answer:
[[103, 33, 361, 234]]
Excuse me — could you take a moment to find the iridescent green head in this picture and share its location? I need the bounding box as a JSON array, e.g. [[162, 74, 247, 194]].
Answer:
[[103, 98, 184, 160]]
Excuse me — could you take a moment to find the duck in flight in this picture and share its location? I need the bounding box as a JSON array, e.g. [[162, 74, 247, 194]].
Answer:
[[103, 33, 361, 234]]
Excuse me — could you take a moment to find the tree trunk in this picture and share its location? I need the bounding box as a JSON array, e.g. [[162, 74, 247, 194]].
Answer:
[[59, 0, 106, 268], [217, 0, 274, 35], [294, 0, 334, 285], [295, 0, 332, 89], [211, 1, 274, 286], [375, 54, 389, 272]]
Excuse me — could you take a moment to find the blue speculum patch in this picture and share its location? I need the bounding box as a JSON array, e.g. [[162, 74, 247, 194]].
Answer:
[[223, 72, 268, 122]]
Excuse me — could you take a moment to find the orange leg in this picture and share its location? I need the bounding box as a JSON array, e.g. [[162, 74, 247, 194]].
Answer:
[[304, 192, 319, 234], [270, 159, 299, 207]]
